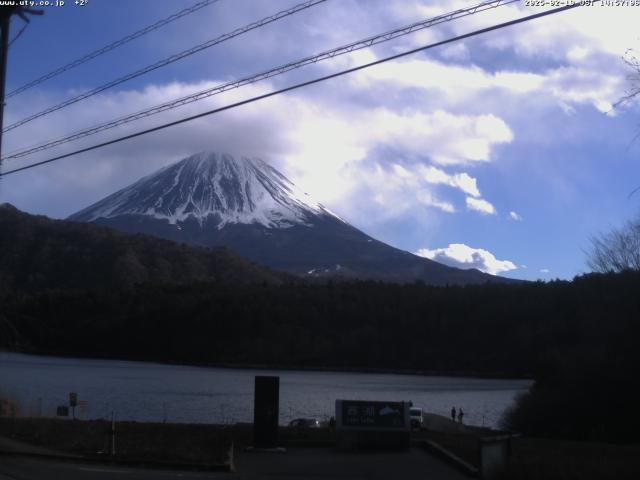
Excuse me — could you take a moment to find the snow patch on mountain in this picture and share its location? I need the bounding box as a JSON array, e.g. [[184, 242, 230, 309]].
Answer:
[[71, 152, 342, 229]]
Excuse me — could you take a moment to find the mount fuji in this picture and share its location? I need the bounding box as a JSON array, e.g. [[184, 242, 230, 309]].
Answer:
[[70, 152, 509, 285]]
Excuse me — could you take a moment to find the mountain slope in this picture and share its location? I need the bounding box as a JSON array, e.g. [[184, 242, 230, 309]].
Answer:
[[0, 203, 283, 292], [71, 152, 337, 229], [70, 152, 513, 285]]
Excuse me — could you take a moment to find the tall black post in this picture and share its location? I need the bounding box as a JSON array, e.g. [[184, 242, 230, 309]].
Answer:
[[253, 376, 279, 448], [0, 13, 10, 163]]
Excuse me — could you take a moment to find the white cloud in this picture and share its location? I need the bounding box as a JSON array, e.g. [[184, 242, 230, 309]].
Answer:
[[509, 211, 523, 221], [343, 2, 631, 117], [567, 46, 589, 62], [354, 57, 545, 97], [547, 66, 622, 115], [357, 163, 458, 220], [415, 243, 517, 276], [405, 0, 638, 61], [343, 109, 511, 166], [420, 166, 481, 197], [354, 55, 622, 115], [540, 268, 551, 274], [440, 42, 470, 61], [466, 197, 496, 215], [280, 106, 512, 222], [1, 80, 495, 218], [416, 190, 456, 213]]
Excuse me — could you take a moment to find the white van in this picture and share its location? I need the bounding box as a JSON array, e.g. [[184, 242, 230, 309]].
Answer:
[[409, 407, 423, 430]]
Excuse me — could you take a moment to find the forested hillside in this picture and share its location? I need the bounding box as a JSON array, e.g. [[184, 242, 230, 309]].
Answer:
[[0, 203, 283, 291]]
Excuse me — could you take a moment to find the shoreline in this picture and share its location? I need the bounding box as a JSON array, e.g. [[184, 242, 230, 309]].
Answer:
[[0, 349, 533, 381]]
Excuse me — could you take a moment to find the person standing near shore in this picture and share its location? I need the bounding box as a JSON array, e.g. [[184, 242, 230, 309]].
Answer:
[[458, 408, 464, 424], [451, 406, 456, 422]]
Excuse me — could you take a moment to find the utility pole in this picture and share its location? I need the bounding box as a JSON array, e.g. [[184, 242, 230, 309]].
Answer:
[[0, 6, 43, 168], [0, 8, 12, 164]]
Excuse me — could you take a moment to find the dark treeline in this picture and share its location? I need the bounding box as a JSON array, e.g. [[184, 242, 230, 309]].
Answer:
[[501, 273, 640, 442], [0, 203, 284, 292], [2, 271, 640, 442]]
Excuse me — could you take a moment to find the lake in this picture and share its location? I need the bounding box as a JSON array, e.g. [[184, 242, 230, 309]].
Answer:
[[0, 352, 530, 428]]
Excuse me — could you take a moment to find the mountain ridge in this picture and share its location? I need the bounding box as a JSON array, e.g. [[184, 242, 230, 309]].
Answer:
[[70, 152, 517, 285]]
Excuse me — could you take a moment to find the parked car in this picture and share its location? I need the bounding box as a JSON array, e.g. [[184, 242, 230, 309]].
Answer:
[[409, 407, 423, 430], [288, 418, 321, 428]]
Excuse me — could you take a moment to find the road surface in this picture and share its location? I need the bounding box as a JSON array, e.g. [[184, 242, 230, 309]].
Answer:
[[1, 446, 468, 479], [0, 456, 227, 480]]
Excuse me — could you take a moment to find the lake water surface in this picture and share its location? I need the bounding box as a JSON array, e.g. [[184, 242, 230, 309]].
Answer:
[[0, 353, 530, 428]]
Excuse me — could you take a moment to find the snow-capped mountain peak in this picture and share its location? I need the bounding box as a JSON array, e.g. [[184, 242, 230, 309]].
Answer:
[[71, 152, 340, 229], [70, 152, 517, 285]]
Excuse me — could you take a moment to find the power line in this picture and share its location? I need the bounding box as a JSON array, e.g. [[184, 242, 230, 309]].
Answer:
[[3, 0, 519, 161], [5, 0, 223, 99], [0, 6, 43, 173], [3, 0, 328, 133], [8, 22, 28, 48], [0, 3, 580, 179]]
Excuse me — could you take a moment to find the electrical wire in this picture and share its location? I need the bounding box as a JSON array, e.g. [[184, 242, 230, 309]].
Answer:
[[8, 22, 28, 48], [3, 0, 518, 161], [6, 0, 223, 98], [0, 3, 580, 179], [2, 0, 328, 133]]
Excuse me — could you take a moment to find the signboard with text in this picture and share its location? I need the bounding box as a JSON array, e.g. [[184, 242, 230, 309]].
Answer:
[[336, 400, 409, 431]]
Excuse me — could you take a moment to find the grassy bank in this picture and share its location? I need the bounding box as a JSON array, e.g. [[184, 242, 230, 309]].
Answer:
[[0, 417, 337, 466], [0, 418, 234, 465]]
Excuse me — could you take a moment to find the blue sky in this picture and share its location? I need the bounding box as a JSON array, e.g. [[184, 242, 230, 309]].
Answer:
[[1, 0, 639, 280]]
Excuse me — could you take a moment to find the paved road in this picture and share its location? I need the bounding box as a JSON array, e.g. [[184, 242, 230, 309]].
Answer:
[[234, 446, 469, 480], [0, 456, 228, 480], [0, 436, 79, 457], [0, 447, 468, 480]]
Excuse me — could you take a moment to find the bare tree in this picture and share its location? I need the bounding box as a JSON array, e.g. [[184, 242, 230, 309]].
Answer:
[[588, 216, 640, 272], [591, 51, 640, 272], [614, 49, 640, 109]]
